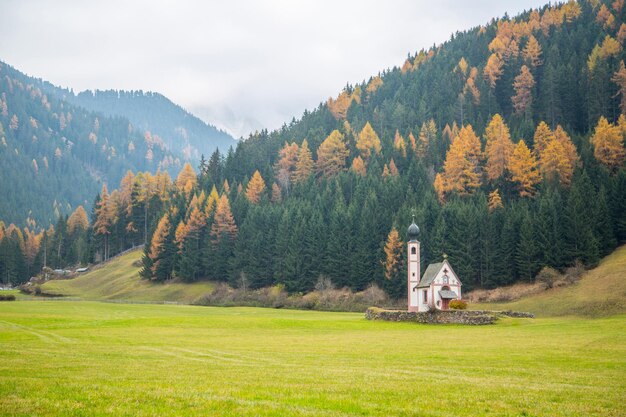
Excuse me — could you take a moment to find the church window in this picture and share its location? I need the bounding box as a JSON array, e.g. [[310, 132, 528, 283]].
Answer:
[[411, 247, 416, 255], [423, 290, 427, 303]]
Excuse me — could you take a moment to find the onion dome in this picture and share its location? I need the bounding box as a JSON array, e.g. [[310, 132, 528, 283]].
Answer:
[[407, 221, 420, 241]]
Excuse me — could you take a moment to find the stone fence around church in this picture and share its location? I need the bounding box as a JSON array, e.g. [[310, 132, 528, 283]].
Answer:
[[365, 307, 534, 325]]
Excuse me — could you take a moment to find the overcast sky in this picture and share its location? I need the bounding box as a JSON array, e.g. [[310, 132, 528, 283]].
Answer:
[[0, 0, 548, 138]]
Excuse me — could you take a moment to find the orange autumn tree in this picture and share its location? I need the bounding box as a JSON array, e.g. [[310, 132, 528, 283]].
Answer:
[[488, 189, 504, 212], [67, 206, 89, 234], [356, 122, 382, 160], [508, 140, 541, 197], [149, 213, 171, 278], [293, 139, 314, 183], [590, 116, 626, 172], [383, 227, 403, 280], [523, 35, 543, 67], [533, 122, 578, 185], [316, 130, 349, 178], [176, 162, 197, 190], [484, 114, 515, 181], [94, 184, 116, 260], [434, 124, 483, 200], [393, 130, 407, 157], [512, 65, 535, 116], [271, 183, 282, 203], [275, 142, 299, 188], [211, 195, 238, 243], [351, 156, 367, 177], [246, 170, 266, 204]]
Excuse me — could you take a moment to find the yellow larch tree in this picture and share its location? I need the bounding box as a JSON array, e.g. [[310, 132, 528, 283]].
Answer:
[[351, 156, 367, 177], [274, 142, 299, 188], [211, 195, 238, 243], [488, 189, 504, 212], [294, 139, 314, 183], [590, 116, 626, 172], [271, 183, 282, 203], [149, 213, 171, 276], [316, 130, 349, 178], [436, 124, 483, 198], [484, 114, 515, 181], [393, 130, 407, 157], [389, 159, 399, 177], [67, 206, 89, 234], [483, 53, 504, 90], [512, 65, 535, 116], [356, 122, 382, 160], [508, 140, 541, 197], [383, 227, 404, 280], [176, 162, 197, 190], [533, 121, 555, 156], [554, 125, 579, 170], [523, 35, 543, 67], [245, 170, 266, 204]]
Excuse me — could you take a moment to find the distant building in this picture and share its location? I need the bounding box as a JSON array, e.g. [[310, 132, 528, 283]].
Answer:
[[407, 219, 462, 312]]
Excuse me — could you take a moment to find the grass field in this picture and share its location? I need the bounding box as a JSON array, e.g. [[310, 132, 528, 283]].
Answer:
[[0, 301, 624, 416], [40, 250, 214, 304], [473, 245, 626, 317]]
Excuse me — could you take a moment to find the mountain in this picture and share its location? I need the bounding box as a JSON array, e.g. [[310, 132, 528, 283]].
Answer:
[[0, 61, 233, 227], [68, 89, 234, 161], [2, 0, 626, 296]]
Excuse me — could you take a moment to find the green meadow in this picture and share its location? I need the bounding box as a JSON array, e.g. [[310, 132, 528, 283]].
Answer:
[[0, 301, 624, 417]]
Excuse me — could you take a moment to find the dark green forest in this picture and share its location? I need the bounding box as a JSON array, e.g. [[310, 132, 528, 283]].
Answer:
[[2, 0, 626, 299]]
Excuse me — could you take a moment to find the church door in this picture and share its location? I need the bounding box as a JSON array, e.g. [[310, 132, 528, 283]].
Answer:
[[441, 298, 450, 310]]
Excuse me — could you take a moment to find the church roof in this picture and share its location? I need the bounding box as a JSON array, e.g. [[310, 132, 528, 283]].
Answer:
[[417, 262, 443, 288], [439, 290, 458, 299]]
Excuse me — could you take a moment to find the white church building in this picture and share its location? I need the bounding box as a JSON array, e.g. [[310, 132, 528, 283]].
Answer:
[[407, 220, 462, 312]]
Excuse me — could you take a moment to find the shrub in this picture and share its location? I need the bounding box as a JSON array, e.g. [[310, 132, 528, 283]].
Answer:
[[0, 294, 16, 301], [449, 299, 467, 310], [535, 266, 561, 289]]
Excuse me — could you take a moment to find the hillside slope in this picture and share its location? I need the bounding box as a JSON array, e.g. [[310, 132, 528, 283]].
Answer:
[[69, 90, 235, 161], [40, 249, 213, 303], [473, 245, 626, 317]]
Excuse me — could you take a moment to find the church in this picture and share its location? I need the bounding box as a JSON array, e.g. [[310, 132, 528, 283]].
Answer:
[[407, 220, 462, 312]]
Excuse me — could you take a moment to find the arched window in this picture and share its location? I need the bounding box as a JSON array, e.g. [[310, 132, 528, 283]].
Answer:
[[411, 247, 416, 255]]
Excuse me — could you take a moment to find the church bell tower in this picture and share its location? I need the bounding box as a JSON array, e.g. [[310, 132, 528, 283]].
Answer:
[[407, 218, 420, 312]]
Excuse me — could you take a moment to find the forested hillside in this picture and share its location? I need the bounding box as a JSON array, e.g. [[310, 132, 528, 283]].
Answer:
[[2, 0, 626, 298], [0, 62, 234, 227], [68, 89, 234, 160]]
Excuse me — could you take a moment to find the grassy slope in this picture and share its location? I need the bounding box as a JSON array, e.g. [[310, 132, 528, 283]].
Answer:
[[40, 250, 213, 304], [0, 301, 624, 417], [472, 245, 626, 317]]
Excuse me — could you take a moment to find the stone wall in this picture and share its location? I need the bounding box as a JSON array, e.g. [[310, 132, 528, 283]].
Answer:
[[365, 307, 534, 325]]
